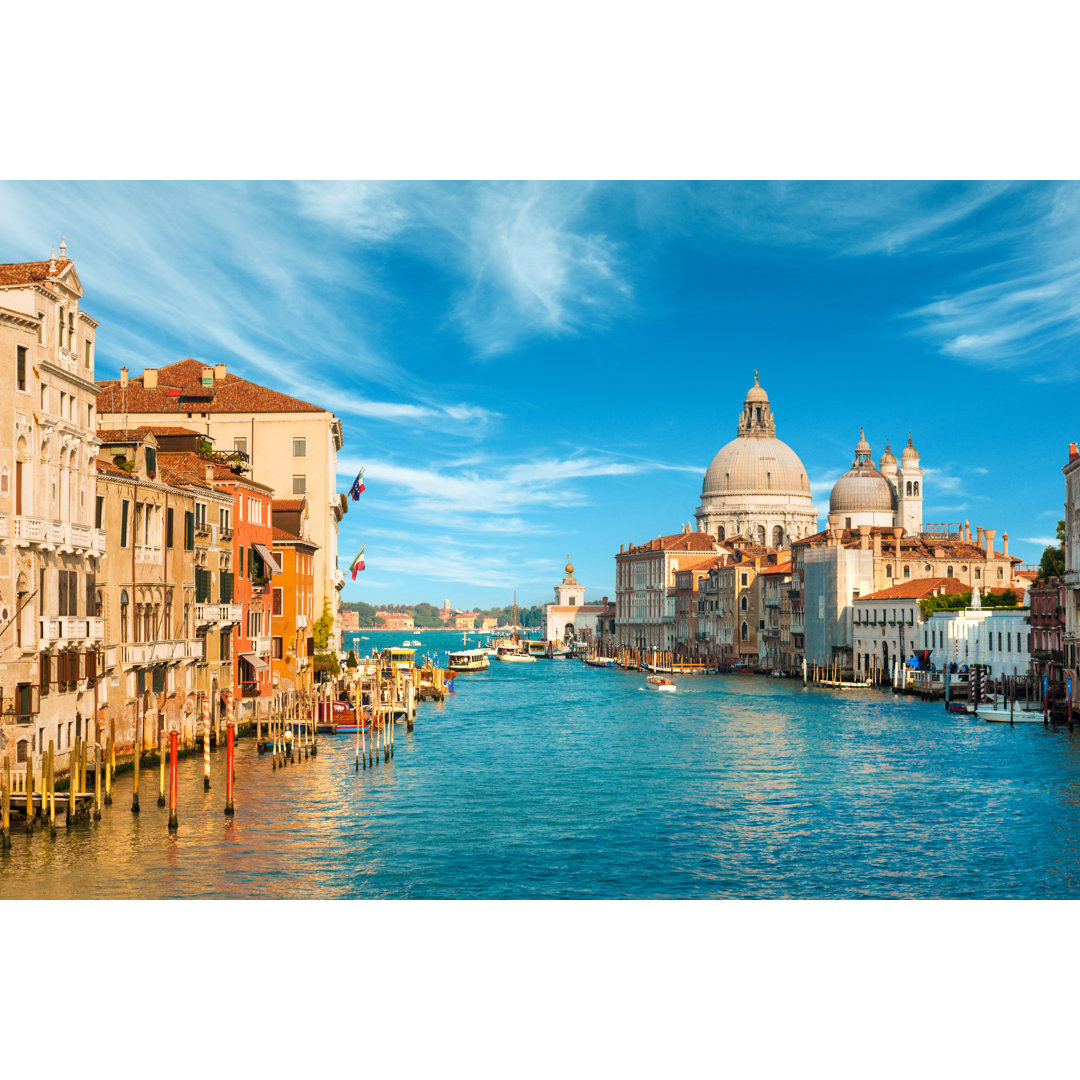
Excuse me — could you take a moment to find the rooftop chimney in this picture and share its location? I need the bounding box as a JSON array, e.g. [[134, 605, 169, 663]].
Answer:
[[205, 465, 214, 482], [892, 526, 902, 560], [214, 363, 227, 382], [620, 544, 624, 554], [858, 524, 871, 551], [1070, 442, 1079, 463], [872, 531, 882, 557], [976, 526, 983, 547], [984, 528, 995, 555], [1003, 532, 1009, 557], [965, 520, 971, 542], [119, 366, 129, 388], [143, 367, 158, 389], [201, 367, 214, 386]]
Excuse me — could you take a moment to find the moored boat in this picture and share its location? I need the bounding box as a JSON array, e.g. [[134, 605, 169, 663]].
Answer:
[[583, 656, 617, 667], [646, 675, 676, 692], [447, 648, 490, 672], [496, 643, 536, 662]]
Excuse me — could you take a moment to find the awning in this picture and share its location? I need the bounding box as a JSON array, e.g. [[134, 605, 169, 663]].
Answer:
[[253, 543, 282, 575], [239, 652, 269, 672]]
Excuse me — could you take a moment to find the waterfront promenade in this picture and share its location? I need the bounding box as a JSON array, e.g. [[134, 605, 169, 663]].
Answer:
[[3, 639, 1080, 899]]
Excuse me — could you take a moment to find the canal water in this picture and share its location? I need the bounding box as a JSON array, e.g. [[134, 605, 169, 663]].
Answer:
[[3, 629, 1080, 899]]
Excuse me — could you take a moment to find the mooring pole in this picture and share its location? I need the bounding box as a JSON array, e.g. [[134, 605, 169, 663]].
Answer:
[[168, 729, 179, 832]]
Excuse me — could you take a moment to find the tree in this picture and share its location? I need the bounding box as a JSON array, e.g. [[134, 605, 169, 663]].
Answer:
[[474, 615, 483, 629], [346, 650, 357, 669], [312, 598, 333, 650], [1038, 519, 1066, 581], [313, 652, 340, 682]]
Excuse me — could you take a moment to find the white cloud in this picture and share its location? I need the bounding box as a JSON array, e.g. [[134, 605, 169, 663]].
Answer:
[[1020, 536, 1058, 547]]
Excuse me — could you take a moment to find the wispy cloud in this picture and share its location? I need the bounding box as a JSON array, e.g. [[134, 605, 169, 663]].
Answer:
[[295, 181, 632, 357], [1020, 536, 1058, 547]]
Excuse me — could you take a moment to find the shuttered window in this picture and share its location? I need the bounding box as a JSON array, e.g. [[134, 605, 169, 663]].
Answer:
[[195, 568, 213, 604], [166, 507, 174, 548], [120, 500, 129, 547], [220, 572, 234, 604], [184, 511, 194, 551]]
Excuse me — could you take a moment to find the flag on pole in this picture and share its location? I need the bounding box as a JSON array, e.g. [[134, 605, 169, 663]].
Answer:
[[349, 545, 366, 580], [349, 469, 366, 500]]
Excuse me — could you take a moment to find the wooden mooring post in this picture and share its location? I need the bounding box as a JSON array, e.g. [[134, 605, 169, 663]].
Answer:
[[168, 730, 179, 833], [68, 736, 79, 828], [158, 730, 167, 807], [104, 735, 113, 806], [47, 739, 56, 838], [93, 741, 102, 821], [1, 757, 10, 849], [25, 755, 34, 832], [203, 695, 211, 791]]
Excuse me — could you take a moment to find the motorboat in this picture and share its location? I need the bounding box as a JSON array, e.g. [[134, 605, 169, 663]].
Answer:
[[583, 656, 617, 668], [729, 662, 755, 675], [403, 639, 422, 647], [447, 648, 490, 672], [527, 641, 551, 658], [976, 707, 1048, 724], [496, 644, 536, 663], [646, 676, 676, 692]]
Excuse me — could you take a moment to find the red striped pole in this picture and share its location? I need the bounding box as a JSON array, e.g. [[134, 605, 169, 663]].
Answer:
[[168, 729, 179, 832], [202, 695, 211, 790], [224, 692, 235, 817]]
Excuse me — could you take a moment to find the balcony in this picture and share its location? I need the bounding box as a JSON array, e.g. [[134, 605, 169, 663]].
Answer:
[[194, 603, 243, 626], [253, 635, 271, 655], [240, 680, 260, 697], [13, 515, 50, 546], [295, 613, 309, 630], [0, 513, 7, 540], [67, 523, 107, 557], [332, 569, 346, 589], [135, 543, 162, 564], [121, 638, 205, 665]]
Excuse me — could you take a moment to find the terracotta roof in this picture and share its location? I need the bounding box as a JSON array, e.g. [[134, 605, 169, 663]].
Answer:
[[759, 560, 793, 576], [0, 258, 73, 285], [1016, 570, 1040, 582], [140, 425, 203, 437], [156, 451, 273, 493], [96, 358, 328, 416], [857, 577, 970, 601], [272, 499, 306, 512], [96, 461, 134, 479], [624, 532, 720, 555], [97, 427, 158, 445], [795, 527, 1019, 562]]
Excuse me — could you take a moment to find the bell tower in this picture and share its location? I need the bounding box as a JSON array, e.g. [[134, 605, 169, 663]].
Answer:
[[554, 555, 586, 607], [897, 434, 924, 536]]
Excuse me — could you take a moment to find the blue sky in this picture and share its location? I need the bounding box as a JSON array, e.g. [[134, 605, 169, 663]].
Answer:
[[1, 180, 1075, 608]]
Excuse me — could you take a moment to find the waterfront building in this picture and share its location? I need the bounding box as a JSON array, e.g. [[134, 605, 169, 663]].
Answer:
[[545, 556, 610, 644], [480, 616, 498, 631], [96, 359, 347, 646], [380, 611, 415, 631], [615, 529, 722, 650], [794, 522, 1020, 670], [339, 609, 360, 633], [451, 612, 481, 630], [924, 601, 1031, 679], [852, 577, 968, 677], [1062, 443, 1080, 702], [94, 430, 235, 750], [0, 247, 107, 773], [758, 559, 793, 671], [828, 430, 924, 534], [694, 373, 818, 546], [270, 523, 317, 696], [1028, 576, 1065, 695], [671, 559, 721, 655], [696, 546, 776, 666]]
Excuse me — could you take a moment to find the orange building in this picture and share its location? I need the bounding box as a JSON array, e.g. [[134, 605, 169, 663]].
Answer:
[[270, 525, 317, 697]]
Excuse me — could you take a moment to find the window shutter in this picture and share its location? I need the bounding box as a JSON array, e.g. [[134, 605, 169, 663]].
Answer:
[[85, 572, 95, 618], [221, 572, 234, 604], [184, 511, 194, 550], [238, 547, 244, 576], [120, 500, 129, 547], [69, 572, 78, 617], [166, 507, 174, 547]]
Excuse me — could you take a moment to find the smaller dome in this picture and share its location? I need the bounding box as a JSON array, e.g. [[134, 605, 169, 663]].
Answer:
[[901, 434, 919, 463], [830, 468, 897, 515], [745, 371, 768, 403], [879, 441, 897, 468]]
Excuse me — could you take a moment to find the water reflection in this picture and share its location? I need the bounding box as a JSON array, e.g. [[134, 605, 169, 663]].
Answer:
[[4, 631, 1080, 898]]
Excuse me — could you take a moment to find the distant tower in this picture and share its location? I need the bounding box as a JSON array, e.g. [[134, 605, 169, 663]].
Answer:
[[554, 555, 585, 607], [897, 433, 924, 536]]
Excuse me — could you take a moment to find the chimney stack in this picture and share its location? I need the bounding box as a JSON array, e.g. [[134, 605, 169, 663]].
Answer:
[[858, 524, 871, 551], [965, 520, 971, 542], [984, 528, 995, 555], [1070, 442, 1079, 463], [119, 366, 129, 388], [201, 367, 214, 386], [214, 363, 227, 381], [872, 531, 882, 558], [143, 367, 158, 389], [1003, 532, 1009, 557], [620, 544, 624, 554], [976, 526, 983, 547], [892, 526, 903, 560], [205, 465, 214, 482]]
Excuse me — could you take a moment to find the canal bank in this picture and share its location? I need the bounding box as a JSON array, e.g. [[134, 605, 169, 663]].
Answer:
[[5, 650, 1080, 899]]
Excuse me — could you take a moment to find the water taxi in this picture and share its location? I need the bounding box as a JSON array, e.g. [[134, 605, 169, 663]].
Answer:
[[496, 643, 536, 662], [447, 648, 490, 672], [646, 675, 676, 692], [527, 640, 551, 658]]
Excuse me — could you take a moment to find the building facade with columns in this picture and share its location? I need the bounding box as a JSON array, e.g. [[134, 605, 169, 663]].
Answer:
[[0, 247, 107, 774], [695, 374, 819, 548]]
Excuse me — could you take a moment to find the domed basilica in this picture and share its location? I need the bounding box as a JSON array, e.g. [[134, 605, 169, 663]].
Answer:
[[695, 374, 819, 546], [828, 429, 923, 535]]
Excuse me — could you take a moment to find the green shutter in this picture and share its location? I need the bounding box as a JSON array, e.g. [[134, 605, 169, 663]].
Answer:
[[120, 500, 129, 547], [184, 511, 194, 551], [166, 507, 174, 547]]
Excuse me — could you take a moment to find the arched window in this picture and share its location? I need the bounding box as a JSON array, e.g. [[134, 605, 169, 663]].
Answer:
[[885, 564, 893, 578], [740, 622, 749, 642], [755, 525, 766, 546], [120, 590, 129, 643], [717, 526, 725, 541], [913, 481, 919, 496], [772, 525, 783, 547], [947, 566, 954, 577], [998, 567, 1004, 579], [906, 481, 912, 496], [924, 565, 932, 574], [903, 565, 910, 579]]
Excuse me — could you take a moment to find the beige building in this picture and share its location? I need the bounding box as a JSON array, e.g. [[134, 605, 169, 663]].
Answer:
[[96, 358, 347, 645], [0, 247, 106, 774]]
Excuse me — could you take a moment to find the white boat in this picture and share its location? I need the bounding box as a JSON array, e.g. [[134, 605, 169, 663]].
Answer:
[[496, 644, 536, 663], [403, 639, 421, 647], [976, 707, 1048, 724], [646, 675, 676, 692], [447, 648, 490, 672]]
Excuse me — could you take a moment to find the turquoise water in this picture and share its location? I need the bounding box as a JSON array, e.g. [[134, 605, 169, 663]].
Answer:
[[3, 628, 1080, 899]]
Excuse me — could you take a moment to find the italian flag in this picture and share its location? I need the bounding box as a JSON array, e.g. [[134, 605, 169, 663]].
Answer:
[[350, 545, 366, 580]]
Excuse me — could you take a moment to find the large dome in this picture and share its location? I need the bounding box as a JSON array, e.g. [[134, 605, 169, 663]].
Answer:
[[829, 467, 896, 514], [829, 429, 896, 515], [703, 437, 810, 496]]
